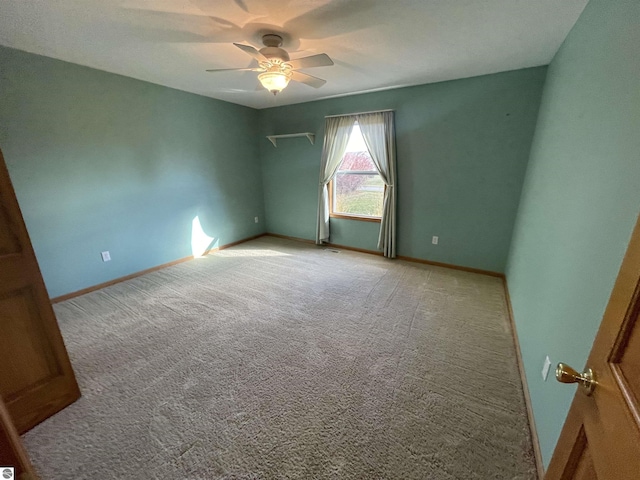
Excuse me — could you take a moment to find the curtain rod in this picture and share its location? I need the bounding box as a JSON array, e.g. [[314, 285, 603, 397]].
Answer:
[[324, 109, 394, 119]]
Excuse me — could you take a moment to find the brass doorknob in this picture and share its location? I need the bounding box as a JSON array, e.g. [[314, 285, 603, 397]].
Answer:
[[555, 363, 596, 396]]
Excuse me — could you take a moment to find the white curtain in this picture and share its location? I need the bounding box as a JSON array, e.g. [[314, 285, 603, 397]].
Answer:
[[316, 116, 354, 244], [357, 111, 397, 258]]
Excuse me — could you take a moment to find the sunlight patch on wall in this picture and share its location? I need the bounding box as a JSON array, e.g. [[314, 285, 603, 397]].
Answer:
[[191, 216, 217, 258]]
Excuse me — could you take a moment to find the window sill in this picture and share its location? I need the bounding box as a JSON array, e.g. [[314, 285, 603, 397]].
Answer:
[[330, 213, 381, 223]]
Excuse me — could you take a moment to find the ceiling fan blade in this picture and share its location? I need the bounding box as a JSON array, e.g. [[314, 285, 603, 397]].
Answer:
[[290, 71, 327, 89], [206, 67, 263, 72], [288, 53, 334, 70], [233, 43, 267, 62]]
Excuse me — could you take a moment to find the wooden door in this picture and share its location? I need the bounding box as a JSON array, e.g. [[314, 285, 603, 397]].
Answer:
[[0, 147, 80, 434], [546, 213, 640, 479]]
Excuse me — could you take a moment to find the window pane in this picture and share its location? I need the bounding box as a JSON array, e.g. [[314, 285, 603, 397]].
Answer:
[[340, 151, 377, 171], [334, 173, 384, 217]]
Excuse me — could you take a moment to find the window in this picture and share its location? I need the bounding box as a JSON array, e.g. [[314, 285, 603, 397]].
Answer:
[[330, 122, 384, 221]]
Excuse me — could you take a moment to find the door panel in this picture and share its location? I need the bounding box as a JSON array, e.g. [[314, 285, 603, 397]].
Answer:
[[559, 426, 602, 480], [571, 445, 596, 480], [611, 303, 640, 417], [0, 290, 60, 399], [0, 205, 20, 255], [547, 214, 640, 479], [0, 148, 80, 434]]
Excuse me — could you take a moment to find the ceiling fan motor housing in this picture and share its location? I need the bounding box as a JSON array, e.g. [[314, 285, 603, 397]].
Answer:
[[260, 34, 290, 63], [259, 47, 290, 62]]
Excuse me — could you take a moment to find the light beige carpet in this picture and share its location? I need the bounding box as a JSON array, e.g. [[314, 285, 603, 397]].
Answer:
[[23, 236, 536, 479]]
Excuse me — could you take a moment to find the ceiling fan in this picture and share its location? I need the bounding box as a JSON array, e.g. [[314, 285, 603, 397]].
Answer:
[[206, 34, 334, 95]]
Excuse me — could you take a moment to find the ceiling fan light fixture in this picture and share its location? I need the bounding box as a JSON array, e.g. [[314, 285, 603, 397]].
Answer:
[[258, 70, 292, 95], [207, 34, 332, 95]]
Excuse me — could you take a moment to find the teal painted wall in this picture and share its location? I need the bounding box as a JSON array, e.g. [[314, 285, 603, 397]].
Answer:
[[259, 68, 546, 272], [505, 0, 640, 467], [0, 46, 264, 298]]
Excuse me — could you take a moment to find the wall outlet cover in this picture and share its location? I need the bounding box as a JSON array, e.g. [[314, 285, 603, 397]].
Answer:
[[432, 236, 439, 245], [101, 251, 111, 262], [254, 216, 259, 223], [542, 355, 552, 381]]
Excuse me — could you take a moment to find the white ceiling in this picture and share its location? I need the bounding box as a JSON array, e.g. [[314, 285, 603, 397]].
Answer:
[[0, 0, 588, 110]]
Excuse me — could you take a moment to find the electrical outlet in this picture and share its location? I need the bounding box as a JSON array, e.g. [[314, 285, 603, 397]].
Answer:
[[254, 216, 259, 223], [432, 236, 439, 245], [542, 355, 552, 381], [101, 251, 111, 262]]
